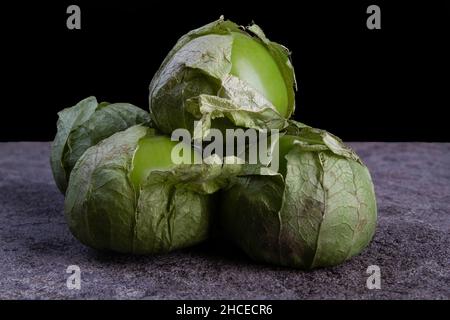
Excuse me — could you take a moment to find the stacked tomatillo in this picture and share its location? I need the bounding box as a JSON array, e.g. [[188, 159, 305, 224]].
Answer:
[[51, 17, 377, 268], [148, 18, 296, 138]]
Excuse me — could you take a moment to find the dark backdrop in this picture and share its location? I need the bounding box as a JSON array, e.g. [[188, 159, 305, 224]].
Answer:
[[1, 1, 449, 142]]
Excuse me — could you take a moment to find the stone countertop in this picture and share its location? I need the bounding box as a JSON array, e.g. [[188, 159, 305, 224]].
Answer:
[[0, 142, 449, 299]]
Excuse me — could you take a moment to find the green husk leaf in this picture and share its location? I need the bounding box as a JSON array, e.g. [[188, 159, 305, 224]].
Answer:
[[186, 93, 286, 141], [51, 97, 99, 193], [65, 125, 148, 252], [285, 120, 362, 163]]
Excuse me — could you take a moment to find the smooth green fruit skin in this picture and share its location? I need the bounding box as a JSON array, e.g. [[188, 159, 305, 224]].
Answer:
[[230, 32, 289, 117], [130, 135, 198, 188]]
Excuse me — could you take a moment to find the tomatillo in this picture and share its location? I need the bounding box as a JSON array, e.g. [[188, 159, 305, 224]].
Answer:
[[219, 122, 377, 269], [149, 17, 296, 138], [64, 125, 236, 254]]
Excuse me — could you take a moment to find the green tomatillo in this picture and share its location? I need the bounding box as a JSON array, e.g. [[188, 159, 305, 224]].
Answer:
[[219, 121, 377, 269], [64, 125, 241, 254], [149, 17, 296, 139]]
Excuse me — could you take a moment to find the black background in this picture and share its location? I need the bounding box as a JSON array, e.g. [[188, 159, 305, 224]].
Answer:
[[1, 1, 449, 142]]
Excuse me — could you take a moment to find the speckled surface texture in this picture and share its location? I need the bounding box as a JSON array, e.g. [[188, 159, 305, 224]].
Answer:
[[0, 142, 449, 299]]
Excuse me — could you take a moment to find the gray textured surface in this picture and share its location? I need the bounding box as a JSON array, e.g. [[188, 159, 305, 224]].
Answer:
[[0, 142, 449, 299]]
